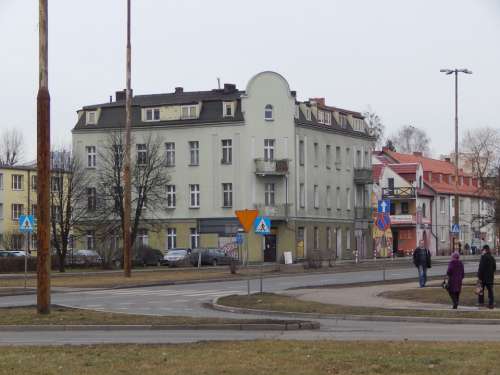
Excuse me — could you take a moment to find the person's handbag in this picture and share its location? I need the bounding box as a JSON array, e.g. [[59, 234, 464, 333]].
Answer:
[[474, 280, 484, 296], [441, 279, 449, 290]]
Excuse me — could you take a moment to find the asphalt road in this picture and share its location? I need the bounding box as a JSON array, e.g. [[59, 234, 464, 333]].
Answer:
[[1, 260, 499, 345]]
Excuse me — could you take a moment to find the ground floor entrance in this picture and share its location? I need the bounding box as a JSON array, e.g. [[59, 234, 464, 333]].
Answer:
[[264, 234, 277, 262]]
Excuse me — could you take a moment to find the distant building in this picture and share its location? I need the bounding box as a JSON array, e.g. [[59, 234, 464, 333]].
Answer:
[[71, 71, 375, 262]]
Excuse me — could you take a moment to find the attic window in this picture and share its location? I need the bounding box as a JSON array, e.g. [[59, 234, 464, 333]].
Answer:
[[325, 112, 331, 125], [145, 108, 160, 122], [223, 102, 233, 117], [339, 114, 348, 128], [181, 105, 197, 119], [318, 111, 324, 123], [86, 111, 97, 125], [305, 107, 311, 121], [264, 104, 274, 121]]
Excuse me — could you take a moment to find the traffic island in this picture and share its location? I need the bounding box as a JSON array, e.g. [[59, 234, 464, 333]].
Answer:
[[214, 293, 500, 324], [0, 305, 318, 331]]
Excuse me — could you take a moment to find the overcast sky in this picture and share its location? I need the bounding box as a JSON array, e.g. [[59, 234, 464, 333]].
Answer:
[[1, 0, 499, 161]]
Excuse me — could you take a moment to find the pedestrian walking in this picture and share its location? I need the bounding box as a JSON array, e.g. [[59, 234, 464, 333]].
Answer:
[[477, 245, 496, 309], [446, 252, 464, 309], [413, 240, 431, 287], [464, 243, 470, 255]]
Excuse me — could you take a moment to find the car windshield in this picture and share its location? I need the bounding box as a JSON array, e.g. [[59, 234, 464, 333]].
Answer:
[[168, 250, 186, 256]]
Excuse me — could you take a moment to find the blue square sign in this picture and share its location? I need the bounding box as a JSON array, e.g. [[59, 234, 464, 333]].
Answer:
[[378, 200, 391, 214]]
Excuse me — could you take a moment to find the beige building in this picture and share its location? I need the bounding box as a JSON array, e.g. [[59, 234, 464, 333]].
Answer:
[[72, 71, 374, 262]]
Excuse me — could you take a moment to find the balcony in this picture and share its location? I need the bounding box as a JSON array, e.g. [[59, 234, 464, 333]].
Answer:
[[353, 168, 372, 184], [254, 159, 289, 176], [354, 207, 372, 220], [382, 187, 416, 199], [390, 214, 431, 226], [254, 203, 292, 220]]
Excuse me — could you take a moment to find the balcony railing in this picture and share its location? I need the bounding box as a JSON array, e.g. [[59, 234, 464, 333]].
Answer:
[[254, 159, 289, 176], [382, 187, 416, 199], [354, 207, 372, 220], [390, 214, 431, 225], [254, 203, 292, 219], [353, 168, 372, 184]]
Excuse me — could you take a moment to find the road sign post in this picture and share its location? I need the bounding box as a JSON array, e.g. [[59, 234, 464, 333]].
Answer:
[[19, 215, 34, 289]]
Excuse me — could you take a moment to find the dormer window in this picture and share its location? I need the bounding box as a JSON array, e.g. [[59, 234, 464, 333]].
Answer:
[[305, 107, 311, 121], [223, 102, 234, 117], [294, 105, 299, 119], [181, 105, 197, 119], [145, 108, 160, 122], [86, 111, 97, 125], [339, 114, 348, 128], [264, 104, 274, 121], [325, 112, 331, 125], [318, 110, 324, 123]]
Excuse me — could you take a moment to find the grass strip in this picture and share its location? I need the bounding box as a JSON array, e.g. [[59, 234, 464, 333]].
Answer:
[[0, 341, 499, 375]]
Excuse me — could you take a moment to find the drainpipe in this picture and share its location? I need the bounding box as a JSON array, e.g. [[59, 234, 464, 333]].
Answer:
[[429, 197, 438, 255]]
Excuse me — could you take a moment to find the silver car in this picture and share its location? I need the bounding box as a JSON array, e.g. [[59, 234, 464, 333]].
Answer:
[[164, 249, 190, 267]]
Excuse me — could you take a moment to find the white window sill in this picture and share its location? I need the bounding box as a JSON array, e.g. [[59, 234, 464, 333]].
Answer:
[[189, 206, 200, 209], [264, 118, 274, 121]]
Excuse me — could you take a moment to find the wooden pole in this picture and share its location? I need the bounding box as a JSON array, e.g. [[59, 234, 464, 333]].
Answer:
[[37, 0, 51, 313], [123, 0, 132, 277]]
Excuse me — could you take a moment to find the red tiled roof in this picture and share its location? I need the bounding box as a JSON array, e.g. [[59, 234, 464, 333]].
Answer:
[[387, 163, 418, 174], [386, 150, 456, 175], [372, 164, 384, 183]]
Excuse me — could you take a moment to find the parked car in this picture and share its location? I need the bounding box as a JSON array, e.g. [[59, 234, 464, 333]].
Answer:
[[113, 246, 165, 268], [70, 250, 103, 266], [9, 251, 28, 257], [190, 248, 235, 266], [0, 251, 16, 258], [163, 249, 191, 267]]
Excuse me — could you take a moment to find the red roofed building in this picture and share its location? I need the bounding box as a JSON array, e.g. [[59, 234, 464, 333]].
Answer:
[[374, 149, 496, 254]]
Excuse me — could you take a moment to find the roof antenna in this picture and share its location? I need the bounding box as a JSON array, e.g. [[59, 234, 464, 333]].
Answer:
[[217, 77, 221, 89]]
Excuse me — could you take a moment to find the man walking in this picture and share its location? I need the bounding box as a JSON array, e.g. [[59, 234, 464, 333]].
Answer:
[[478, 245, 496, 309], [413, 240, 431, 287]]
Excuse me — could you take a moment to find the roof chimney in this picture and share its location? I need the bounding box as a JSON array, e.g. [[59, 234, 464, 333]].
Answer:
[[115, 90, 126, 101], [445, 157, 451, 163], [223, 83, 237, 93], [290, 90, 297, 98], [310, 97, 325, 106], [413, 151, 423, 157], [175, 87, 184, 94]]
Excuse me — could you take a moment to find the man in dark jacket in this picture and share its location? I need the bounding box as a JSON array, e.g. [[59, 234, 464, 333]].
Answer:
[[478, 245, 496, 308], [413, 240, 431, 287]]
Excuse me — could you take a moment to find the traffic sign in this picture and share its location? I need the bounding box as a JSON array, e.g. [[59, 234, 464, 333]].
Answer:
[[235, 233, 244, 245], [254, 216, 271, 235], [235, 209, 259, 233], [19, 215, 34, 233], [378, 200, 391, 214], [451, 224, 460, 234], [375, 213, 391, 231]]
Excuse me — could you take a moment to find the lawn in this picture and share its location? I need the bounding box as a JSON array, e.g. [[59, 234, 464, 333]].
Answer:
[[380, 283, 500, 307], [219, 293, 500, 319], [0, 341, 499, 375], [0, 305, 280, 326]]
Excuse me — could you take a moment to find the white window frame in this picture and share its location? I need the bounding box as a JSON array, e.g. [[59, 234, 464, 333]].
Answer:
[[136, 144, 147, 166], [31, 175, 37, 191], [264, 104, 274, 121], [12, 175, 23, 191], [223, 102, 234, 117], [222, 183, 233, 208], [87, 187, 97, 211], [346, 188, 351, 210], [313, 185, 319, 209], [86, 230, 95, 250], [86, 111, 97, 125], [299, 183, 305, 208], [327, 227, 332, 250], [440, 197, 446, 214], [265, 183, 275, 206], [345, 148, 351, 170], [336, 187, 341, 210], [137, 229, 149, 247], [86, 146, 96, 168], [144, 107, 161, 122], [299, 140, 305, 166], [190, 228, 199, 249], [221, 139, 232, 164], [264, 139, 275, 161], [313, 142, 319, 166], [167, 228, 177, 250], [189, 184, 200, 208], [318, 110, 324, 123], [166, 185, 176, 208], [165, 142, 175, 167], [305, 107, 311, 121], [326, 145, 331, 169], [181, 105, 197, 119], [346, 229, 351, 250], [325, 112, 331, 125], [189, 141, 199, 166], [326, 185, 332, 210], [335, 146, 342, 169]]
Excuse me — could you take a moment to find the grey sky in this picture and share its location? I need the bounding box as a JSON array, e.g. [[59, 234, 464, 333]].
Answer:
[[1, 0, 499, 161]]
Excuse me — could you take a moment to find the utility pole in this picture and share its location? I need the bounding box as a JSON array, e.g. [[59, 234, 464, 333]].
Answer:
[[37, 0, 51, 313], [440, 68, 472, 253], [123, 0, 132, 277]]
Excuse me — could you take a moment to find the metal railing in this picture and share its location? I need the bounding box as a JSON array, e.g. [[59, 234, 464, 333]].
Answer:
[[254, 159, 289, 176]]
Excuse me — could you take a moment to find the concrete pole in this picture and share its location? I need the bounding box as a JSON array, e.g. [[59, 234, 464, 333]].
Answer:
[[453, 70, 460, 253], [37, 0, 51, 313], [123, 0, 132, 277]]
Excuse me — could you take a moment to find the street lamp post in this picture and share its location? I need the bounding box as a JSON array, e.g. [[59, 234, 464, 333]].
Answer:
[[440, 68, 472, 253]]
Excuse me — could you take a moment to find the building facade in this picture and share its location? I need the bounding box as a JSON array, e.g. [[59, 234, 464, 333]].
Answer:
[[72, 71, 374, 262]]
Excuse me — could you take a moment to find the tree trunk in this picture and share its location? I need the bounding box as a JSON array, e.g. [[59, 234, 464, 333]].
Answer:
[[57, 251, 66, 273]]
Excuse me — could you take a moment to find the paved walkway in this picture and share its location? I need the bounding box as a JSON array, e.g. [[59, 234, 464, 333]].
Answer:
[[283, 279, 484, 311]]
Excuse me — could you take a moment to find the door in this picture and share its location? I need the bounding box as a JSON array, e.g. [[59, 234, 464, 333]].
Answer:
[[264, 234, 277, 262], [392, 229, 399, 254]]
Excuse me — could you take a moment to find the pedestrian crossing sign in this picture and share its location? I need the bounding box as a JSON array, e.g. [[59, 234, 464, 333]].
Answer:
[[254, 216, 271, 235], [19, 215, 34, 233]]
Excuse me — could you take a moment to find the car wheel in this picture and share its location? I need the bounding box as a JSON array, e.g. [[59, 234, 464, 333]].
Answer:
[[212, 259, 217, 266]]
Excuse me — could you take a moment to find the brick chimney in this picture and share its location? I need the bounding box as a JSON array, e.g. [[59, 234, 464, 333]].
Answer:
[[310, 97, 325, 106], [223, 83, 237, 93], [444, 157, 451, 163], [175, 87, 184, 94], [413, 151, 423, 157], [115, 90, 126, 101]]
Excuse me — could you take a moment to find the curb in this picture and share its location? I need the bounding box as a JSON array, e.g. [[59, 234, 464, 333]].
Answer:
[[210, 297, 500, 326]]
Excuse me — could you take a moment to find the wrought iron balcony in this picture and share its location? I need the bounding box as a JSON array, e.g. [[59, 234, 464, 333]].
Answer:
[[254, 203, 292, 219], [254, 159, 289, 176], [353, 168, 372, 184], [382, 187, 416, 199]]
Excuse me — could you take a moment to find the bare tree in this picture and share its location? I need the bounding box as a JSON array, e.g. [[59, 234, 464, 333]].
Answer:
[[0, 230, 24, 251], [0, 129, 24, 166], [363, 109, 385, 149], [389, 125, 430, 155], [49, 147, 89, 272], [89, 132, 170, 266]]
